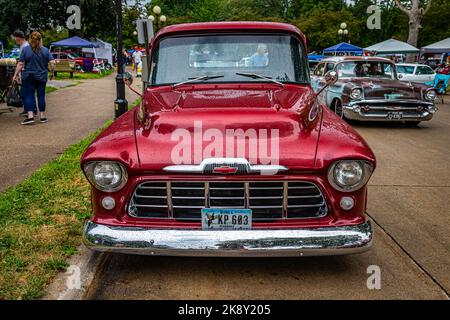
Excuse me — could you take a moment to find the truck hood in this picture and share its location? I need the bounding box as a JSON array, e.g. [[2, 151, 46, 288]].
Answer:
[[136, 85, 321, 171]]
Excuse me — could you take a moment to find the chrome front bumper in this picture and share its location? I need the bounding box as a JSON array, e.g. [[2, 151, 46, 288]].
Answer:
[[343, 100, 437, 122], [83, 220, 373, 257]]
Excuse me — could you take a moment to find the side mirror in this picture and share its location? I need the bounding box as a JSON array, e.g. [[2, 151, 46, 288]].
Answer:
[[315, 71, 338, 97], [124, 71, 133, 85], [124, 71, 143, 98], [324, 70, 338, 84]]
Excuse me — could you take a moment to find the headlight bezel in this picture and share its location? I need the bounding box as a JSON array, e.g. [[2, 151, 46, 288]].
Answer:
[[424, 88, 437, 102], [350, 88, 363, 100], [327, 160, 374, 192], [84, 161, 128, 192]]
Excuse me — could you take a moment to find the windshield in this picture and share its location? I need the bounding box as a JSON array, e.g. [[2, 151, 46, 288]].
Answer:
[[336, 61, 396, 79], [150, 34, 308, 86]]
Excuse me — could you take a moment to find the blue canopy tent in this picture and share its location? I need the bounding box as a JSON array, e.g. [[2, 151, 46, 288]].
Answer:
[[323, 42, 363, 56], [308, 54, 326, 62], [51, 36, 100, 72], [51, 36, 98, 49]]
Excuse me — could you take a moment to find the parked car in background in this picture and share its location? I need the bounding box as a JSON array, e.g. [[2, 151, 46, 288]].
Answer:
[[308, 54, 325, 76], [51, 51, 77, 60], [312, 56, 438, 126], [436, 64, 450, 75], [424, 58, 441, 70], [62, 52, 112, 72], [51, 51, 77, 69], [395, 63, 436, 84], [82, 22, 376, 257]]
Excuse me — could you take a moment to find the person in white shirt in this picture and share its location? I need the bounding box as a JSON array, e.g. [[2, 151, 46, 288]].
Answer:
[[132, 47, 143, 73]]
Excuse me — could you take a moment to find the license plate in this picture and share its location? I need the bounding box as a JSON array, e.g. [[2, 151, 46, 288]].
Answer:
[[387, 111, 403, 120], [201, 208, 252, 230]]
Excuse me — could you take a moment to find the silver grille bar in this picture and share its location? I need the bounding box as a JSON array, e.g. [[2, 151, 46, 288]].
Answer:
[[129, 181, 327, 220]]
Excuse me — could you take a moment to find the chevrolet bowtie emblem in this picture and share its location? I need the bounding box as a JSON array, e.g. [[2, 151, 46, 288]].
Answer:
[[163, 158, 288, 175], [212, 166, 239, 174]]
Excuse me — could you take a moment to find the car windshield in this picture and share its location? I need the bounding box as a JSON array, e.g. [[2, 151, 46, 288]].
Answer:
[[336, 61, 395, 79], [396, 65, 415, 74], [150, 34, 308, 86]]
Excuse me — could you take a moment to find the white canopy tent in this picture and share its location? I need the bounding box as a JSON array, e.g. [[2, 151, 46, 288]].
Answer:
[[82, 38, 113, 65], [365, 39, 420, 55], [421, 38, 450, 54]]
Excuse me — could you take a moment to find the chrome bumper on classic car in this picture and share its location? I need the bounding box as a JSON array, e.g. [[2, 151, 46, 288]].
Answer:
[[343, 100, 437, 121], [83, 220, 373, 257]]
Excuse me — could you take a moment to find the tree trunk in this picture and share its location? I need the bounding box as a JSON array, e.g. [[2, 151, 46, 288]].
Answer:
[[394, 0, 432, 62]]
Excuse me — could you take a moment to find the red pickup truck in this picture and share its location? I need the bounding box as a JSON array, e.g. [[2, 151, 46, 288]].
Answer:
[[81, 22, 376, 257], [52, 51, 112, 71]]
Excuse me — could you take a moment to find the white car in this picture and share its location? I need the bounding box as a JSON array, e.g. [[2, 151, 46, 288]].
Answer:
[[395, 63, 436, 84]]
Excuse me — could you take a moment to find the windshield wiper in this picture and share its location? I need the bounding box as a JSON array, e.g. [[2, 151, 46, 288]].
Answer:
[[172, 75, 224, 88], [235, 72, 284, 87]]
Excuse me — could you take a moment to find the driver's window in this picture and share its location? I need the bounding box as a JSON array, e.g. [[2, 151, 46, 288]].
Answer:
[[314, 63, 326, 76], [325, 63, 335, 73]]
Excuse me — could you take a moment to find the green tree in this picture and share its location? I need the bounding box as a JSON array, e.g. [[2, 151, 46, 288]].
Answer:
[[0, 0, 116, 48], [188, 0, 226, 22], [150, 0, 198, 18], [294, 8, 363, 52], [418, 0, 450, 46]]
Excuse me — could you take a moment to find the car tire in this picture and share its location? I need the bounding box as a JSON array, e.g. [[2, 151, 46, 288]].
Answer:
[[333, 100, 345, 119], [105, 64, 112, 71]]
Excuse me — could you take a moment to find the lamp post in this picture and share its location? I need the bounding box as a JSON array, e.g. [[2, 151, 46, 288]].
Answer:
[[114, 0, 128, 119], [338, 22, 349, 43], [149, 5, 167, 32]]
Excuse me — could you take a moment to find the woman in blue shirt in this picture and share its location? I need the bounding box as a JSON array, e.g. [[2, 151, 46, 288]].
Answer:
[[13, 31, 55, 125]]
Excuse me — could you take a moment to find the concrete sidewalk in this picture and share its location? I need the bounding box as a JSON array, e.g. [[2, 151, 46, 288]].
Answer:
[[0, 74, 139, 192]]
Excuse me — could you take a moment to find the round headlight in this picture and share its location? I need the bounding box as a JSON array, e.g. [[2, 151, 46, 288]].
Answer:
[[84, 161, 128, 192], [350, 88, 363, 100], [425, 89, 436, 101], [328, 160, 373, 192]]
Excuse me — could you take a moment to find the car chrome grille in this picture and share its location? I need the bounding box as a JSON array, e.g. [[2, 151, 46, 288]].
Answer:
[[129, 181, 327, 221]]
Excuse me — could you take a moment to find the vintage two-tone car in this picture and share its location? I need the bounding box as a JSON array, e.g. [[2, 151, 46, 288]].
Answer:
[[312, 56, 438, 126], [82, 22, 376, 257]]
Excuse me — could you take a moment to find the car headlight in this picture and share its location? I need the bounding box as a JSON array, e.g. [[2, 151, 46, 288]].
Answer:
[[84, 161, 128, 192], [328, 160, 373, 192], [428, 105, 438, 114], [424, 89, 436, 101], [350, 88, 363, 100]]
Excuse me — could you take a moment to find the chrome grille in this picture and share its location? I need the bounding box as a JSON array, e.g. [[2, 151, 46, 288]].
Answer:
[[129, 181, 327, 221]]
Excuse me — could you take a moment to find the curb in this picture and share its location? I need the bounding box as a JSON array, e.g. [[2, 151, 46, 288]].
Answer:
[[42, 246, 107, 300]]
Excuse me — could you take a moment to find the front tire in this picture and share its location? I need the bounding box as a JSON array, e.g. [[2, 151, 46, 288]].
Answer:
[[333, 100, 344, 119]]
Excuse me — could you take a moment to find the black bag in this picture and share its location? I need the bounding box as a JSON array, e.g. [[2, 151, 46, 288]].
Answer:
[[7, 82, 23, 108]]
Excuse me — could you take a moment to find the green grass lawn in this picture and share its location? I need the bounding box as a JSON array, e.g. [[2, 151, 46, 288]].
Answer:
[[51, 69, 113, 81], [0, 98, 141, 300], [0, 129, 103, 299], [45, 86, 58, 95]]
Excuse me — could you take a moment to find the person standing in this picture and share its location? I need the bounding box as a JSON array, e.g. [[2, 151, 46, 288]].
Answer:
[[249, 44, 269, 67], [13, 31, 55, 125], [132, 47, 143, 73], [12, 30, 30, 116]]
